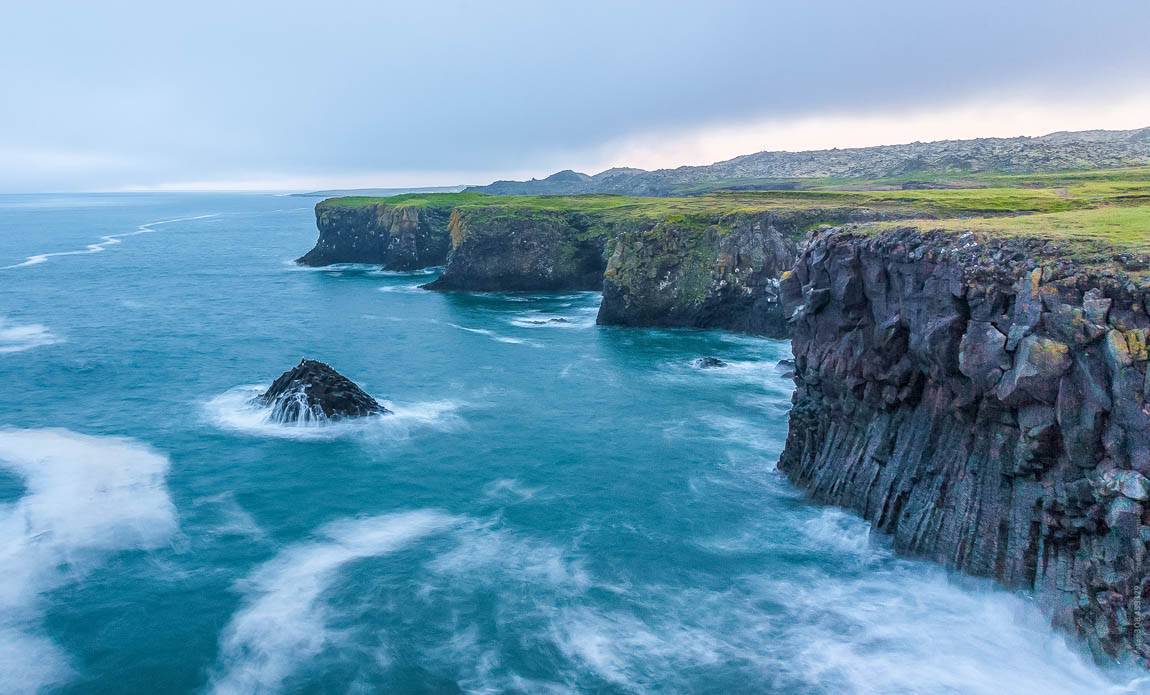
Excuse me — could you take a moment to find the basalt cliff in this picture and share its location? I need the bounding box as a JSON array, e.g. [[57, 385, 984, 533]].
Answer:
[[779, 226, 1150, 662], [298, 160, 1150, 661]]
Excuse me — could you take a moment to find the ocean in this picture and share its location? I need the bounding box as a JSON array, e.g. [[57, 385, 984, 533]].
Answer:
[[0, 193, 1144, 693]]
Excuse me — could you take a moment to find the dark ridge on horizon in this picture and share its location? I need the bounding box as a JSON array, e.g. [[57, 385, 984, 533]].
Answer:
[[466, 125, 1150, 197]]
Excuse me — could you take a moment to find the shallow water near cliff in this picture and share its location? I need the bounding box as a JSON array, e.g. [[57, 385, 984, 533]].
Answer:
[[1, 192, 1148, 694]]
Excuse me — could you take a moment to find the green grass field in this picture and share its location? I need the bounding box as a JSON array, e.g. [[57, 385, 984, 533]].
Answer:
[[322, 166, 1150, 254]]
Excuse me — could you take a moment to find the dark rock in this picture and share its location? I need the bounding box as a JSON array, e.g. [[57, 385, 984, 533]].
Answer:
[[693, 357, 728, 369], [779, 225, 1150, 662], [256, 359, 388, 422], [297, 201, 452, 269], [424, 210, 607, 292], [595, 209, 890, 337]]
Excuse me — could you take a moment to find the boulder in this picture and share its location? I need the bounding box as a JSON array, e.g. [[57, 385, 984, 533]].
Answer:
[[693, 357, 728, 369], [256, 359, 388, 422]]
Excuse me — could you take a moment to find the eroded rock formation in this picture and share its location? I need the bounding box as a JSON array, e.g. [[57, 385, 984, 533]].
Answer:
[[779, 226, 1150, 661], [256, 359, 387, 422], [423, 209, 608, 292], [297, 202, 452, 269]]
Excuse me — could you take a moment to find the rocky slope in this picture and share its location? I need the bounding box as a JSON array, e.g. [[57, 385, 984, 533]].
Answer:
[[468, 127, 1150, 196], [296, 201, 453, 269], [779, 225, 1150, 662]]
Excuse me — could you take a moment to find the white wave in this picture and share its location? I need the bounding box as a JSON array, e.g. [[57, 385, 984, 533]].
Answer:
[[800, 508, 884, 562], [2, 214, 218, 270], [0, 429, 177, 693], [193, 492, 267, 542], [370, 267, 440, 277], [446, 323, 541, 347], [204, 385, 464, 441], [379, 281, 430, 293], [507, 312, 595, 330], [0, 318, 61, 354], [767, 566, 1147, 695], [209, 510, 459, 695], [482, 478, 542, 503]]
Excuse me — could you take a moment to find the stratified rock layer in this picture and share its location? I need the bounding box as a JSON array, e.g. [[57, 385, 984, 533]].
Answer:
[[424, 209, 607, 292], [257, 359, 387, 422], [779, 226, 1150, 661], [297, 202, 451, 269]]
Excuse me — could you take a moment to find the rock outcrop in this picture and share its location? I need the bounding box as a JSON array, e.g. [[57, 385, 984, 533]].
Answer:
[[423, 208, 608, 292], [779, 226, 1150, 662], [296, 201, 452, 269], [256, 359, 387, 422], [596, 208, 900, 336]]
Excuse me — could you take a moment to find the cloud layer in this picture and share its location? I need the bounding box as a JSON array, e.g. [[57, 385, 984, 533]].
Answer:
[[3, 0, 1149, 191]]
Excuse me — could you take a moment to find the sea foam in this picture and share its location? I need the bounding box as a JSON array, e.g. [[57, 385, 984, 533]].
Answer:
[[0, 317, 61, 354], [2, 214, 218, 270], [204, 385, 464, 441], [0, 429, 177, 693], [209, 510, 458, 695]]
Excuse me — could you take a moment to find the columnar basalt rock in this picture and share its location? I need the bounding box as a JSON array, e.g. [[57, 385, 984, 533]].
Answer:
[[779, 226, 1150, 661], [296, 202, 452, 269]]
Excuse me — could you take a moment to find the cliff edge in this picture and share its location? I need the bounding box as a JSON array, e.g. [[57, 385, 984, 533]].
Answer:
[[779, 224, 1150, 661]]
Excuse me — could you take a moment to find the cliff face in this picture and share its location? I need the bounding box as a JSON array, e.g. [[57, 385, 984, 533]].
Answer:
[[596, 209, 902, 336], [779, 226, 1150, 661], [296, 203, 452, 269], [423, 209, 608, 292]]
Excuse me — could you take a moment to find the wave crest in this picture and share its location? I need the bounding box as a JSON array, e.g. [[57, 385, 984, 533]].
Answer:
[[0, 428, 177, 692]]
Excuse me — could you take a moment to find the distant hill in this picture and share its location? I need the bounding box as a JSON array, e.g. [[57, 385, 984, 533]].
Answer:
[[466, 127, 1150, 196], [292, 185, 469, 198]]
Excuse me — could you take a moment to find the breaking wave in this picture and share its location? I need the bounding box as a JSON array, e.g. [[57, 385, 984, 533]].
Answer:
[[0, 317, 61, 354], [0, 429, 177, 693], [2, 214, 218, 270], [204, 385, 464, 441]]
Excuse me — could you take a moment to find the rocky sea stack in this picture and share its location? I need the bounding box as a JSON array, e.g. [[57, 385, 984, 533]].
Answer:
[[256, 359, 388, 423]]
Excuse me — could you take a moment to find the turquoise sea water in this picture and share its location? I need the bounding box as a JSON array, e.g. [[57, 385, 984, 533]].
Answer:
[[1, 193, 1147, 694]]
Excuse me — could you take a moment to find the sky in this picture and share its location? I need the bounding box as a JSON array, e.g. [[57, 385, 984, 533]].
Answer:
[[2, 0, 1149, 192]]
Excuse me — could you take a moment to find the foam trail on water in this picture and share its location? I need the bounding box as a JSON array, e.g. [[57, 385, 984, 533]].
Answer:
[[2, 214, 218, 270], [0, 318, 61, 354], [446, 323, 541, 347], [209, 510, 458, 695], [0, 429, 177, 693]]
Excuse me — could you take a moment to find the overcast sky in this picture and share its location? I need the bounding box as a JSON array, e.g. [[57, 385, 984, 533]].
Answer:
[[3, 0, 1149, 192]]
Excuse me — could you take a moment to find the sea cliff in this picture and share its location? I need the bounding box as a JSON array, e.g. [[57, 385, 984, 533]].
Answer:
[[779, 225, 1150, 661], [297, 200, 452, 269]]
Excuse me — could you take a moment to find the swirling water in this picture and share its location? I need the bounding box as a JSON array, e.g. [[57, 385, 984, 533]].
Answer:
[[1, 192, 1147, 694]]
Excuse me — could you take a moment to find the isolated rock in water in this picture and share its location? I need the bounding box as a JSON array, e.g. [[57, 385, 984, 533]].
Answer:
[[693, 356, 728, 369], [256, 359, 388, 423], [524, 317, 571, 325]]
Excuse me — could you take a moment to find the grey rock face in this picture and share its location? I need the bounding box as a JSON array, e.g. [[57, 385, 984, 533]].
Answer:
[[297, 203, 452, 269], [779, 226, 1150, 662]]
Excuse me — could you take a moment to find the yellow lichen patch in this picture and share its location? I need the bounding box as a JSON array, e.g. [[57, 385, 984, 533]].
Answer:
[[448, 209, 466, 248]]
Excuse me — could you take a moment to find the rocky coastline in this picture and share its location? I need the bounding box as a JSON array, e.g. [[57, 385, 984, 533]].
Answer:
[[298, 169, 1150, 662], [779, 226, 1150, 662]]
